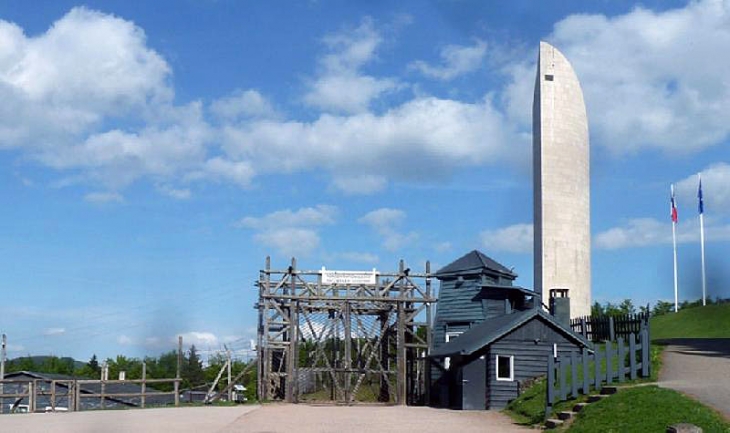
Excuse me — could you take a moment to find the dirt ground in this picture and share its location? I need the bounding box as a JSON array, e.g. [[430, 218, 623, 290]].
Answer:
[[0, 403, 531, 433]]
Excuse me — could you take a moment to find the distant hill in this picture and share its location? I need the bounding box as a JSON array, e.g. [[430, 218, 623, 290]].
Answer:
[[651, 303, 730, 340], [7, 355, 85, 371]]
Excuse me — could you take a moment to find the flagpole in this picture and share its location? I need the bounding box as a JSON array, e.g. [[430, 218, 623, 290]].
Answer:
[[671, 184, 679, 313], [699, 174, 707, 306], [700, 211, 706, 306]]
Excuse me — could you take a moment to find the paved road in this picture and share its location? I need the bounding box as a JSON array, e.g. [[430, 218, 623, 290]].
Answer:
[[0, 403, 529, 432], [658, 338, 730, 420]]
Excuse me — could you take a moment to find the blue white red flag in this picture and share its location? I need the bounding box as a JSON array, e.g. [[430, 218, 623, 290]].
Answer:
[[671, 185, 678, 223], [698, 176, 704, 215]]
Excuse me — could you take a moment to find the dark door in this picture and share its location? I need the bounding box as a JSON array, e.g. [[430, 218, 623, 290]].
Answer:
[[461, 355, 486, 410]]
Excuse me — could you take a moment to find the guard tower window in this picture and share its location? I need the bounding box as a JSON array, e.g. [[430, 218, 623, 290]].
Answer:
[[444, 331, 463, 370], [544, 74, 554, 81], [496, 355, 514, 381]]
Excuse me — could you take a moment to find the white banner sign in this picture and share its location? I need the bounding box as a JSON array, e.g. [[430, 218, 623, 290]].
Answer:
[[321, 267, 378, 285]]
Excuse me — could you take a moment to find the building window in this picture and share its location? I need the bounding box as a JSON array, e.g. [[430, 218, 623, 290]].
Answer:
[[444, 332, 462, 370], [496, 355, 514, 381], [544, 74, 554, 81]]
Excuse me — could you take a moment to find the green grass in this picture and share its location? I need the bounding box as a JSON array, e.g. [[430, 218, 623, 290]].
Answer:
[[503, 343, 664, 425], [651, 303, 730, 340], [567, 386, 730, 432]]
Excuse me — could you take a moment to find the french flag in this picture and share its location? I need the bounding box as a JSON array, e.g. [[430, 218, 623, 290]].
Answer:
[[670, 185, 678, 223]]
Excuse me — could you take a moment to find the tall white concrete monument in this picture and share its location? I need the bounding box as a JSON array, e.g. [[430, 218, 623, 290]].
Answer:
[[533, 41, 591, 318]]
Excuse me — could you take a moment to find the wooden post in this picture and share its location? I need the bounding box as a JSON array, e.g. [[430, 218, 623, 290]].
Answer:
[[559, 357, 567, 401], [29, 381, 35, 413], [606, 341, 613, 385], [609, 316, 615, 342], [344, 301, 352, 402], [629, 333, 637, 380], [0, 334, 5, 415], [141, 362, 147, 408], [101, 373, 106, 410], [177, 336, 183, 381], [176, 335, 182, 407], [68, 380, 74, 412], [570, 351, 578, 398], [51, 380, 56, 411], [285, 258, 298, 403], [227, 350, 232, 402], [582, 348, 590, 394], [397, 301, 407, 405], [74, 380, 81, 412], [546, 354, 555, 416], [618, 338, 625, 383], [594, 347, 602, 390], [641, 329, 650, 377], [424, 260, 432, 406]]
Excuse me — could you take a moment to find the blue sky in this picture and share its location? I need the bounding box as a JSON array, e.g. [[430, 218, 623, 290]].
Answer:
[[1, 0, 729, 362]]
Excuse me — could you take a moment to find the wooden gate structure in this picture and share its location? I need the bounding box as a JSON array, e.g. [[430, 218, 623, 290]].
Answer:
[[256, 257, 436, 405]]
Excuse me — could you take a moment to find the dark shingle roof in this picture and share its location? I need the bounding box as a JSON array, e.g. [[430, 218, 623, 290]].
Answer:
[[429, 309, 591, 357], [434, 250, 516, 278]]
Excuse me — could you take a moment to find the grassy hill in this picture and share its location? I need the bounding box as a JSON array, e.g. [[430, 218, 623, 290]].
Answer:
[[651, 303, 730, 340]]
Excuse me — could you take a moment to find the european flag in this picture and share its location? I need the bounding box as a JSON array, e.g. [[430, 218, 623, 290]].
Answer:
[[698, 177, 704, 214]]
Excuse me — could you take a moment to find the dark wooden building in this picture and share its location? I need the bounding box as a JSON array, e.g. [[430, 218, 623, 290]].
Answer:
[[429, 250, 590, 410]]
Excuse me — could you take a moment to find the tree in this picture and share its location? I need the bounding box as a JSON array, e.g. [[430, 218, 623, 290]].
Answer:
[[183, 345, 205, 388], [75, 354, 102, 378]]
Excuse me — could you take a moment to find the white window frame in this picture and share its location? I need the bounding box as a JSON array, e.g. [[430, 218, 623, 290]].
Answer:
[[495, 354, 514, 381], [444, 331, 462, 370]]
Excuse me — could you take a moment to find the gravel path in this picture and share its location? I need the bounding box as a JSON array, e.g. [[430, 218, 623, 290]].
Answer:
[[0, 403, 530, 432], [222, 403, 530, 433], [658, 338, 730, 420]]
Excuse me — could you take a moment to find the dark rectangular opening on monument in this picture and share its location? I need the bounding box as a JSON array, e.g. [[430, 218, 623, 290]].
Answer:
[[544, 74, 554, 81]]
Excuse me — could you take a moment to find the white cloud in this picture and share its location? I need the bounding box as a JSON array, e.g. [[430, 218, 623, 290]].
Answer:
[[303, 17, 399, 113], [43, 327, 66, 336], [84, 191, 124, 203], [117, 335, 133, 345], [197, 157, 255, 187], [534, 0, 730, 154], [410, 39, 487, 80], [330, 174, 388, 195], [339, 251, 379, 264], [221, 95, 516, 183], [237, 205, 338, 257], [675, 162, 730, 217], [358, 208, 417, 251], [179, 331, 219, 347], [254, 228, 322, 258], [0, 7, 171, 150], [236, 205, 338, 230], [210, 89, 278, 120], [434, 241, 453, 253], [594, 217, 730, 250], [480, 223, 534, 254], [156, 184, 191, 200], [358, 208, 406, 229]]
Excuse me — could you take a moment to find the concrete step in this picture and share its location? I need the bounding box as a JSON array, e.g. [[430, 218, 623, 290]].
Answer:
[[600, 386, 618, 395], [587, 394, 609, 403], [573, 402, 589, 412], [545, 419, 564, 429], [558, 411, 576, 421]]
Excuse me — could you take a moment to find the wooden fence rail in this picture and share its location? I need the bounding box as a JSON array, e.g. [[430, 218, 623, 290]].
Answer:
[[570, 313, 649, 342], [545, 329, 650, 417], [0, 377, 181, 413]]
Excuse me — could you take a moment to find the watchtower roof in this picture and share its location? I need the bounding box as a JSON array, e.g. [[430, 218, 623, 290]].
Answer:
[[433, 250, 516, 279]]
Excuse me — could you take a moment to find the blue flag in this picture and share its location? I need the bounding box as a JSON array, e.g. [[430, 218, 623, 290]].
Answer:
[[698, 177, 704, 214]]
